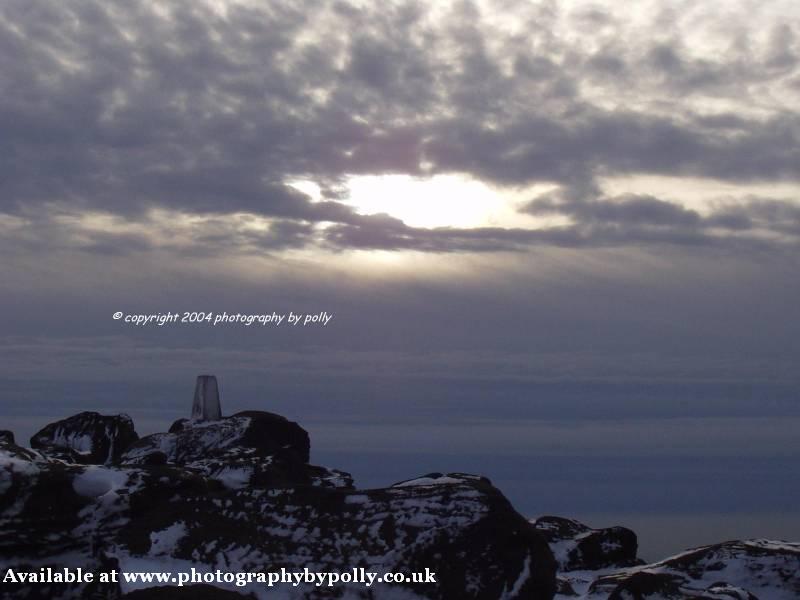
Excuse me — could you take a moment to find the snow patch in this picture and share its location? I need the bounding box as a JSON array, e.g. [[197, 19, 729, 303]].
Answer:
[[72, 466, 129, 497], [149, 521, 187, 556], [393, 476, 469, 488], [212, 466, 252, 489]]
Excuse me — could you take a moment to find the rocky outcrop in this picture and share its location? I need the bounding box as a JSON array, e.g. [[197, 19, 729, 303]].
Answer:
[[1, 412, 557, 600], [6, 404, 800, 600], [29, 412, 139, 465], [536, 516, 800, 599], [590, 539, 800, 600], [532, 516, 639, 571], [602, 572, 758, 599], [167, 410, 310, 462], [119, 411, 339, 489]]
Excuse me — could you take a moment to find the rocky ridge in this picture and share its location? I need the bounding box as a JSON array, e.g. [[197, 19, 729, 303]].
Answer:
[[529, 517, 800, 600], [1, 408, 555, 599], [1, 399, 798, 599]]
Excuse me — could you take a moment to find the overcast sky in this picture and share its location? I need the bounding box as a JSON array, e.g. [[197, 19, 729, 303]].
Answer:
[[1, 0, 799, 555]]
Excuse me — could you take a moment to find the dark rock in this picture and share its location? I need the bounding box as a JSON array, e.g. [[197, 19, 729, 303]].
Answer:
[[230, 410, 310, 462], [532, 515, 640, 570], [603, 571, 686, 599], [167, 418, 190, 434], [0, 450, 91, 562], [127, 411, 309, 465], [137, 451, 168, 466], [0, 429, 15, 444], [30, 412, 139, 465], [306, 463, 354, 488]]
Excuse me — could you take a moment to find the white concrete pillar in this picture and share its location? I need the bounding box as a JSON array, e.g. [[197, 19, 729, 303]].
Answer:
[[192, 375, 222, 421]]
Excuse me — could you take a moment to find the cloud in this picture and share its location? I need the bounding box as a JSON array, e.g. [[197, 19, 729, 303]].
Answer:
[[0, 0, 798, 255], [516, 189, 800, 249], [526, 193, 703, 227], [316, 189, 800, 253]]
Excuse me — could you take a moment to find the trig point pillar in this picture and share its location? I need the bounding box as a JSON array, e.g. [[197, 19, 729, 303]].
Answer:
[[192, 375, 222, 421]]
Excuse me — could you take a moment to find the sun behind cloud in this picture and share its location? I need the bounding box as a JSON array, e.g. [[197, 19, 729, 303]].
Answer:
[[289, 174, 540, 229]]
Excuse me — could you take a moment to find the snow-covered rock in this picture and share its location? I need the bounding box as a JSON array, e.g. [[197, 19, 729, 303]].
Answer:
[[536, 514, 800, 600], [120, 411, 349, 490], [532, 516, 639, 572], [588, 539, 800, 600], [8, 407, 799, 600], [393, 473, 487, 488], [126, 411, 309, 463], [1, 412, 557, 599], [30, 411, 139, 465]]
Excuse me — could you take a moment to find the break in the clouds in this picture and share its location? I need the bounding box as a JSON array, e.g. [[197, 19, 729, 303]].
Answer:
[[0, 0, 799, 256]]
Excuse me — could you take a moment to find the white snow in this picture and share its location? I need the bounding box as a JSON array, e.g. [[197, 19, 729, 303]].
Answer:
[[72, 466, 129, 497], [0, 451, 41, 502], [393, 476, 468, 488], [501, 553, 531, 599], [212, 466, 252, 489], [555, 539, 800, 600], [149, 521, 187, 556]]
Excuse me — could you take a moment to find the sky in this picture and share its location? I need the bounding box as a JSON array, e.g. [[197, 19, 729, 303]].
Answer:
[[1, 0, 799, 559]]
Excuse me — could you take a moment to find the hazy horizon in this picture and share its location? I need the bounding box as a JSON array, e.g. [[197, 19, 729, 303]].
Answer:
[[5, 375, 800, 560]]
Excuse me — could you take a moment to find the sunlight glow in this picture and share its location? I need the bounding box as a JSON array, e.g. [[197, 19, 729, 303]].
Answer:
[[290, 174, 541, 229], [347, 174, 498, 228]]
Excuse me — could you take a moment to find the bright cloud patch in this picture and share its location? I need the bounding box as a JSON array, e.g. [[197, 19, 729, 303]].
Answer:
[[291, 175, 529, 229]]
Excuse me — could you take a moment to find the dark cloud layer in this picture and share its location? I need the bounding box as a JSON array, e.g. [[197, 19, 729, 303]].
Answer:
[[0, 0, 798, 255]]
